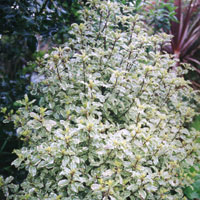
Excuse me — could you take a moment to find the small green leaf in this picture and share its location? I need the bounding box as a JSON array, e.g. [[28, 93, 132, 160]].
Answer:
[[11, 158, 22, 168], [139, 189, 146, 199], [5, 176, 14, 184], [29, 166, 37, 177], [43, 119, 57, 131], [58, 179, 68, 187]]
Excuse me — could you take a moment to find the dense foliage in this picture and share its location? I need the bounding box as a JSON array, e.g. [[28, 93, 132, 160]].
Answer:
[[1, 0, 200, 199], [0, 0, 84, 187], [184, 115, 200, 199]]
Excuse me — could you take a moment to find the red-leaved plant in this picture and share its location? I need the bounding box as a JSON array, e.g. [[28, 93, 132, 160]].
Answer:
[[163, 0, 200, 88]]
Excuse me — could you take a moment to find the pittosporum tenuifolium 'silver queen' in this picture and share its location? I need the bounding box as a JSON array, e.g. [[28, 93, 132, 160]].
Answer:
[[1, 0, 200, 199]]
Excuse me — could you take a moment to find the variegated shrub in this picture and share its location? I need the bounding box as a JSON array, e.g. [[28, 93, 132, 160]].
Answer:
[[1, 0, 200, 199]]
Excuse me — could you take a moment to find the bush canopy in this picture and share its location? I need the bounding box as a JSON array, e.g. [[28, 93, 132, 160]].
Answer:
[[1, 0, 200, 199]]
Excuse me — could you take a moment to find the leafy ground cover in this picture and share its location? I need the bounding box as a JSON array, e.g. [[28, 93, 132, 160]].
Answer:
[[0, 0, 200, 199], [184, 115, 200, 199]]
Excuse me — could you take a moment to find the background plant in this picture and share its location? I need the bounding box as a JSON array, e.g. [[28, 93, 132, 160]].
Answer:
[[145, 0, 177, 33], [0, 0, 86, 78], [1, 0, 200, 199], [137, 0, 200, 89], [162, 0, 200, 89]]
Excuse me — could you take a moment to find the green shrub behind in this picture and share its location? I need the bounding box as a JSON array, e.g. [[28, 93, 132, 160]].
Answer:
[[1, 0, 200, 199]]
